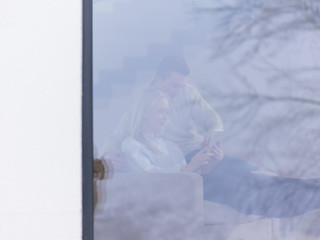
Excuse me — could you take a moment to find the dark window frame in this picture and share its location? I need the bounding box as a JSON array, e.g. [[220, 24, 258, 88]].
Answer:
[[82, 0, 93, 239]]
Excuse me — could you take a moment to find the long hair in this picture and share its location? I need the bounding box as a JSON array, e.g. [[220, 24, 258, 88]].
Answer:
[[114, 89, 169, 154]]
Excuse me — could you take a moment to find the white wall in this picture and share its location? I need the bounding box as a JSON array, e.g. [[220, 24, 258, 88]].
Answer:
[[0, 1, 82, 239]]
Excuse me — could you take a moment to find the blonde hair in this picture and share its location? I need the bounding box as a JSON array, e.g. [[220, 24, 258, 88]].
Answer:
[[115, 89, 169, 153]]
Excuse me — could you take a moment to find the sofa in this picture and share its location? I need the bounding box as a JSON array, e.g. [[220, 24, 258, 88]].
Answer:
[[94, 172, 281, 240]]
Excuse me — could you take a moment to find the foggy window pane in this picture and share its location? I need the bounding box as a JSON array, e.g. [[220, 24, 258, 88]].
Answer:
[[93, 0, 320, 239]]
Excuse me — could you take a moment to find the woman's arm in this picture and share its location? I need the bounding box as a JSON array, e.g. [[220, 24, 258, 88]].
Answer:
[[181, 146, 213, 172]]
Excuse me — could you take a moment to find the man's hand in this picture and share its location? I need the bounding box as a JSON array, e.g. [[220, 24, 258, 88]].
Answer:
[[201, 141, 224, 174], [201, 135, 211, 148], [211, 141, 224, 161], [201, 136, 224, 161], [182, 146, 214, 172], [103, 151, 127, 172]]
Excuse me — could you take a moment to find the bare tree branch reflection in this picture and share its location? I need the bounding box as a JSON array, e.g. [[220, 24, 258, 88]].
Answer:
[[191, 0, 320, 180]]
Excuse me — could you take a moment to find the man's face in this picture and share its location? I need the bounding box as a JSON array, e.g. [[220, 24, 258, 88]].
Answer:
[[159, 72, 187, 98]]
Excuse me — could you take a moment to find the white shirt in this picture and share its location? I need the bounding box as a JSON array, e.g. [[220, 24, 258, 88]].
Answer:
[[121, 136, 187, 173], [163, 83, 223, 155], [100, 83, 223, 157]]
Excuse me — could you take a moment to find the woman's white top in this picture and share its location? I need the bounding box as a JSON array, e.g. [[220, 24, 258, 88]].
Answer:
[[121, 135, 187, 173]]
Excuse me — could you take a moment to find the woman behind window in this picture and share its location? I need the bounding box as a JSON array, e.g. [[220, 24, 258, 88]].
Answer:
[[121, 90, 214, 173], [120, 89, 320, 219]]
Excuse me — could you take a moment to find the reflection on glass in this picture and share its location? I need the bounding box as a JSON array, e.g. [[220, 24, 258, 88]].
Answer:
[[93, 0, 320, 239]]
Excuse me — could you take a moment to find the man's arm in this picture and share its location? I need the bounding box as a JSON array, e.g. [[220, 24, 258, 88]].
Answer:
[[188, 85, 223, 135], [187, 85, 225, 170]]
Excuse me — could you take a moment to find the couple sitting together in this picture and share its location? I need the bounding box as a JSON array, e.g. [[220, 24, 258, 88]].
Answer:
[[101, 56, 320, 219]]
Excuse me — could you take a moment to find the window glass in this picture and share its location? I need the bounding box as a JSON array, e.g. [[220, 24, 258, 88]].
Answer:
[[93, 1, 320, 239]]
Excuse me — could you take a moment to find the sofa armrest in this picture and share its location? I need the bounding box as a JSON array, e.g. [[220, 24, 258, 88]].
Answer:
[[95, 172, 204, 240]]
